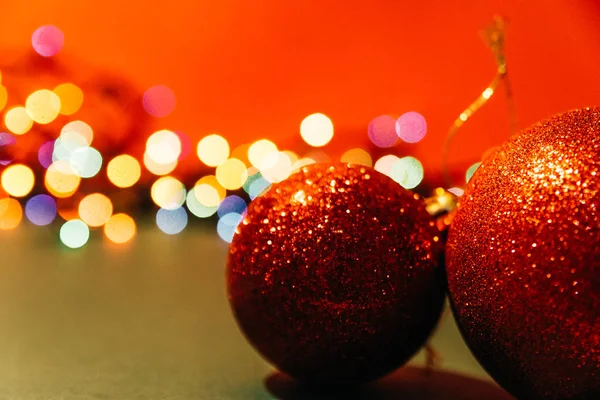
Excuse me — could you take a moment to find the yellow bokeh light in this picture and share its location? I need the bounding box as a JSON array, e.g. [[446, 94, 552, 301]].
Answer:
[[4, 106, 33, 135], [193, 175, 226, 207], [54, 83, 84, 115], [150, 176, 186, 210], [341, 148, 373, 167], [216, 158, 248, 190], [300, 113, 334, 147], [260, 151, 293, 183], [78, 193, 113, 227], [61, 120, 93, 146], [25, 89, 61, 124], [292, 158, 316, 171], [0, 198, 22, 230], [45, 160, 81, 198], [248, 139, 278, 169], [146, 129, 181, 165], [107, 154, 141, 188], [1, 164, 35, 197], [104, 213, 136, 244], [0, 85, 7, 112], [231, 143, 251, 166], [197, 134, 230, 167], [143, 152, 177, 176]]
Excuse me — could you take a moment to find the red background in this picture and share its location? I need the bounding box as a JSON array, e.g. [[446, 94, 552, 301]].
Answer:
[[1, 0, 599, 184]]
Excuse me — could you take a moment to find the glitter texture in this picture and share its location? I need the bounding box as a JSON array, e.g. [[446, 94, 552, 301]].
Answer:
[[446, 108, 600, 399], [227, 163, 445, 383]]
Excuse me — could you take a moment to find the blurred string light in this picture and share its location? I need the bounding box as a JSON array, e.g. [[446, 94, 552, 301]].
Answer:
[[31, 25, 64, 57], [0, 25, 454, 249], [300, 113, 334, 147], [25, 194, 57, 226], [78, 193, 113, 227], [0, 198, 23, 230], [53, 83, 84, 115], [0, 132, 16, 165], [151, 176, 186, 210], [107, 154, 141, 188], [340, 148, 372, 167], [104, 213, 136, 244], [143, 85, 176, 118], [368, 115, 397, 148], [156, 207, 188, 235], [0, 84, 7, 111], [4, 107, 33, 135], [396, 111, 427, 143], [25, 89, 61, 124], [197, 134, 229, 167], [45, 160, 81, 198], [1, 164, 35, 197], [59, 219, 89, 249]]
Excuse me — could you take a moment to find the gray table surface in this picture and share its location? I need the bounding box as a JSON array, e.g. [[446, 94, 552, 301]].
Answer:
[[0, 225, 514, 399]]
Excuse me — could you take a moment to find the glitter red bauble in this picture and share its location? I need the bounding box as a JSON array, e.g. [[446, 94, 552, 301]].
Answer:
[[446, 108, 600, 400], [227, 163, 445, 383]]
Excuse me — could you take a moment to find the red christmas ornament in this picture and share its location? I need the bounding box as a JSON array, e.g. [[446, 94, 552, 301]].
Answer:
[[446, 108, 600, 399], [227, 163, 445, 383]]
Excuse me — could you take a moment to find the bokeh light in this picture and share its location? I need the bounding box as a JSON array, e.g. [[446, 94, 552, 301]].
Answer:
[[156, 207, 188, 235], [216, 158, 248, 190], [61, 121, 93, 146], [259, 151, 293, 183], [231, 143, 251, 166], [0, 198, 23, 230], [70, 147, 102, 178], [31, 25, 64, 57], [78, 193, 113, 227], [248, 139, 277, 169], [107, 154, 141, 188], [368, 115, 398, 148], [53, 83, 84, 115], [396, 111, 427, 143], [1, 164, 35, 197], [300, 113, 334, 147], [4, 107, 33, 135], [193, 175, 226, 207], [59, 219, 90, 249], [25, 194, 57, 226], [466, 162, 482, 183], [143, 153, 177, 176], [25, 89, 61, 124], [217, 195, 247, 218], [104, 213, 136, 244], [146, 129, 181, 165], [45, 160, 81, 198], [0, 85, 7, 112], [197, 134, 230, 167], [186, 190, 218, 218], [390, 156, 424, 189], [217, 212, 244, 243], [340, 148, 373, 167], [374, 154, 400, 177], [143, 85, 176, 118], [0, 132, 16, 165], [38, 140, 55, 168], [243, 172, 271, 200], [151, 176, 186, 210]]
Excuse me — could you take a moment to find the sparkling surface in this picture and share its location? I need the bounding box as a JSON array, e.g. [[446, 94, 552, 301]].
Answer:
[[227, 163, 445, 383], [446, 108, 600, 400]]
